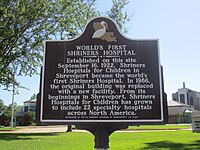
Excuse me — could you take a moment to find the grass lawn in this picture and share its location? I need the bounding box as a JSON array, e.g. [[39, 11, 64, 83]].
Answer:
[[0, 127, 19, 131], [128, 124, 190, 130], [110, 131, 200, 150], [0, 130, 199, 150]]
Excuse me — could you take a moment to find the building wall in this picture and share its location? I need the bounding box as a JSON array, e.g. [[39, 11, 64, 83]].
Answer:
[[172, 93, 178, 102], [23, 100, 36, 112], [192, 92, 200, 111], [168, 115, 190, 124], [168, 106, 189, 116], [172, 85, 200, 111], [17, 99, 36, 126], [168, 104, 192, 124], [177, 88, 189, 104]]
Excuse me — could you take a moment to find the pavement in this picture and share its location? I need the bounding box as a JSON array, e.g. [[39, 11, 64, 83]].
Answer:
[[0, 125, 192, 133], [1, 125, 70, 133]]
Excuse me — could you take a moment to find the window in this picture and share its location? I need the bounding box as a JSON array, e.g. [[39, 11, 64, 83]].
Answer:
[[190, 97, 194, 106], [30, 106, 36, 111], [24, 106, 29, 112], [180, 94, 185, 104]]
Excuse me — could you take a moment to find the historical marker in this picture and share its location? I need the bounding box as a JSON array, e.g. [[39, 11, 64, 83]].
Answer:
[[39, 17, 167, 124]]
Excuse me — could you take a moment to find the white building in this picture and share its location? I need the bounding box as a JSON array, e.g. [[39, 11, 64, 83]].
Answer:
[[172, 82, 200, 111], [17, 98, 36, 117], [23, 98, 37, 112], [167, 100, 193, 123], [168, 100, 192, 115]]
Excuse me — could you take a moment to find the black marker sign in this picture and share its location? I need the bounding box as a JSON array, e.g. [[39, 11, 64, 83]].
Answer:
[[40, 17, 165, 123]]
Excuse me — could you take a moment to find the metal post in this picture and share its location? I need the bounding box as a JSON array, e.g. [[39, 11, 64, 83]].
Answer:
[[76, 124, 128, 150], [66, 125, 72, 132]]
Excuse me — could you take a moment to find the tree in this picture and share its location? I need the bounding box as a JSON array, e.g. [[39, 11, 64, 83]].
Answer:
[[0, 0, 130, 89], [107, 0, 130, 33], [0, 106, 10, 126], [0, 99, 6, 115], [0, 100, 9, 126], [1, 0, 47, 88], [24, 111, 35, 125], [0, 102, 22, 125], [30, 94, 37, 100]]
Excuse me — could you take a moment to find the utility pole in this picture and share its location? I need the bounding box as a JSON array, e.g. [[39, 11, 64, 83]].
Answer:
[[11, 82, 15, 129], [11, 63, 16, 129]]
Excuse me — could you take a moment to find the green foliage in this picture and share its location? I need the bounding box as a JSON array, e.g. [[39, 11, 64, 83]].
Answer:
[[0, 101, 21, 125], [0, 99, 8, 119], [0, 0, 130, 89], [0, 0, 48, 88], [0, 100, 9, 125], [30, 94, 37, 100], [24, 111, 35, 125], [6, 102, 22, 118], [0, 99, 5, 114], [0, 0, 98, 89], [107, 0, 130, 33]]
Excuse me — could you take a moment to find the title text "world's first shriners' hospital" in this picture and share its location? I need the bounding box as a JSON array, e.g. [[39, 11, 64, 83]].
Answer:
[[66, 44, 136, 56]]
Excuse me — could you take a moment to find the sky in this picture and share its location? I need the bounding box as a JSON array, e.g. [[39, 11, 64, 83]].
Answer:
[[1, 0, 200, 106]]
